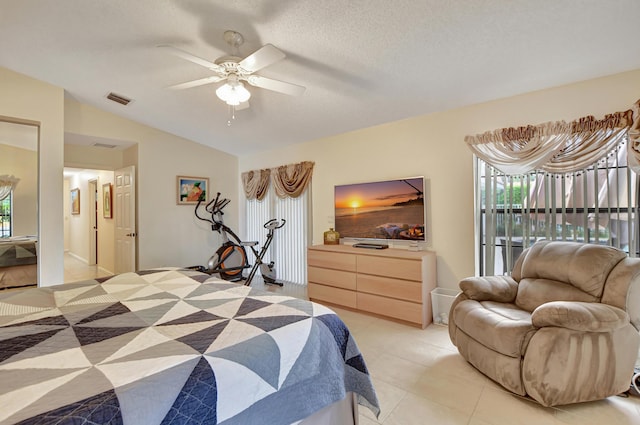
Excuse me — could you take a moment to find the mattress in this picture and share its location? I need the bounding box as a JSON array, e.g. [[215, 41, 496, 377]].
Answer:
[[0, 268, 379, 424]]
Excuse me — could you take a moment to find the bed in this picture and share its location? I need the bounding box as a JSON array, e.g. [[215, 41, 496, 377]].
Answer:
[[0, 268, 379, 424], [0, 236, 37, 268]]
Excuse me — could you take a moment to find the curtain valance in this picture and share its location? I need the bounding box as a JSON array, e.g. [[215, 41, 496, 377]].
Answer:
[[241, 161, 315, 200], [628, 100, 640, 171], [465, 104, 637, 175], [0, 175, 19, 202], [271, 161, 314, 199], [241, 168, 271, 200]]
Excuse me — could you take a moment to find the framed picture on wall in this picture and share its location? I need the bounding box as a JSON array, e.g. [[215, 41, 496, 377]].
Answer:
[[102, 183, 112, 218], [177, 176, 209, 205], [71, 188, 80, 215]]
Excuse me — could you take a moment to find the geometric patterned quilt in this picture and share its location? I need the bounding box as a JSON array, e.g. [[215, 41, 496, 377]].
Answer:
[[0, 239, 37, 268], [0, 268, 379, 424]]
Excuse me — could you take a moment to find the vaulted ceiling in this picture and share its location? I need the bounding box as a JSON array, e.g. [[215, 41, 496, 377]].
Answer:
[[1, 1, 639, 156]]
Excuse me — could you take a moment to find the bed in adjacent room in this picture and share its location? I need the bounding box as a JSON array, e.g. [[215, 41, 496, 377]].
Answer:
[[0, 236, 38, 290], [0, 236, 37, 268], [0, 268, 379, 424]]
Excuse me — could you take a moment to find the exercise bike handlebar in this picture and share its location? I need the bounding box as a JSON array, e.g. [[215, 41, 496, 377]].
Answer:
[[194, 194, 213, 225], [195, 192, 232, 225]]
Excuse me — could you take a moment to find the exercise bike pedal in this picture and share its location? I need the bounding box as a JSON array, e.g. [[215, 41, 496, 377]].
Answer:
[[263, 278, 284, 287], [187, 265, 209, 273], [240, 241, 259, 247]]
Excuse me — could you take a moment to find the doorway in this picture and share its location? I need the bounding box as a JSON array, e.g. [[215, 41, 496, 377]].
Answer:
[[63, 168, 115, 283], [88, 179, 98, 266]]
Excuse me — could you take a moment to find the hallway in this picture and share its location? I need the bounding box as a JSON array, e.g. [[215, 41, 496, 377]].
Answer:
[[64, 252, 111, 283]]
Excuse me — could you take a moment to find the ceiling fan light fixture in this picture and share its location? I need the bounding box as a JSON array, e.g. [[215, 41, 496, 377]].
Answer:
[[216, 79, 251, 106]]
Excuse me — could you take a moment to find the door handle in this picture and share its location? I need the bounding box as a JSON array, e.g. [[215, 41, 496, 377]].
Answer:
[[126, 233, 136, 237]]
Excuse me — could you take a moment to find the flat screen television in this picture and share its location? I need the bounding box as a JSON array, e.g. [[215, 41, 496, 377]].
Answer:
[[334, 177, 425, 242]]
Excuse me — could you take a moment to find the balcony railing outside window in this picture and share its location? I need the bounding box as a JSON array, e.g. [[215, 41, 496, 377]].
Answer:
[[476, 138, 639, 275]]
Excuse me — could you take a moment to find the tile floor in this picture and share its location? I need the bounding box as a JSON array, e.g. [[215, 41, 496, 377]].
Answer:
[[64, 253, 112, 283], [325, 307, 640, 425]]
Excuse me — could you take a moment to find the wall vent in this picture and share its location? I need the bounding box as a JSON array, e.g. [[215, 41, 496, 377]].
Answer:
[[106, 92, 132, 106], [93, 142, 117, 149]]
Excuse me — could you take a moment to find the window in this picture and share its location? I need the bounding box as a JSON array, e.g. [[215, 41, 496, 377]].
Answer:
[[476, 137, 639, 275], [0, 192, 11, 238], [245, 187, 311, 285]]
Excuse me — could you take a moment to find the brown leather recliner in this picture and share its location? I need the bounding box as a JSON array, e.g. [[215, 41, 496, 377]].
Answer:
[[448, 240, 640, 406]]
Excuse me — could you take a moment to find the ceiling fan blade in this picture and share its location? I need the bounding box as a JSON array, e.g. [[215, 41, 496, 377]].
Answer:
[[238, 44, 286, 73], [158, 44, 225, 73], [247, 75, 306, 96], [168, 76, 225, 90]]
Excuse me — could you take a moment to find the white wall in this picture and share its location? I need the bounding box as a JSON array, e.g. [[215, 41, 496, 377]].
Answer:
[[0, 67, 65, 286], [64, 99, 239, 270], [239, 69, 640, 290]]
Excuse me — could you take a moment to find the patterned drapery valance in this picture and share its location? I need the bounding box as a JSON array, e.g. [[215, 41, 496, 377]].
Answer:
[[241, 161, 315, 199], [241, 168, 271, 200], [465, 104, 637, 175]]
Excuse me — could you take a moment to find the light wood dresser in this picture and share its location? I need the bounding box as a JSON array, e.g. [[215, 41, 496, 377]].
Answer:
[[307, 244, 436, 328]]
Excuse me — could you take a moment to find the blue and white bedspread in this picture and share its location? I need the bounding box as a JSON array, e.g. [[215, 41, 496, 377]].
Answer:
[[0, 268, 379, 424]]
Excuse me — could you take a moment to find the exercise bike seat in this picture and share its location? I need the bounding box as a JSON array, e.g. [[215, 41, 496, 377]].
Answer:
[[240, 241, 259, 247]]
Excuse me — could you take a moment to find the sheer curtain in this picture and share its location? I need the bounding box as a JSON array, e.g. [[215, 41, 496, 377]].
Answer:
[[242, 161, 314, 285]]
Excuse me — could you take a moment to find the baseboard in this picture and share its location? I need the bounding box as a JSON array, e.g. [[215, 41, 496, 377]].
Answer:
[[67, 252, 89, 264], [98, 266, 113, 275]]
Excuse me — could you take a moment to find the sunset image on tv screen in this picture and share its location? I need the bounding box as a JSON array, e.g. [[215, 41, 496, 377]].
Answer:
[[334, 177, 425, 240]]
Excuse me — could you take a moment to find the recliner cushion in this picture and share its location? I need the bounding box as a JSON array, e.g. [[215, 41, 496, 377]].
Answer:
[[452, 299, 536, 357], [516, 277, 597, 313], [516, 241, 625, 311]]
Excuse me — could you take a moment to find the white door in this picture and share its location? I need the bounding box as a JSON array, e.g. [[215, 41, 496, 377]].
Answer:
[[88, 179, 97, 265], [115, 166, 136, 273]]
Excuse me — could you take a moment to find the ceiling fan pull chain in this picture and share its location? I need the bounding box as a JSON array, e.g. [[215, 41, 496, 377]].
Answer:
[[227, 104, 236, 126]]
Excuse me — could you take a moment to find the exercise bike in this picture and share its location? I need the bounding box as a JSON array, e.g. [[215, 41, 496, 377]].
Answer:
[[192, 192, 285, 286]]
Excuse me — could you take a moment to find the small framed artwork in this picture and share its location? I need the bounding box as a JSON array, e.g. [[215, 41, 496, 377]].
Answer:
[[177, 176, 209, 205], [71, 188, 80, 215], [102, 183, 112, 218]]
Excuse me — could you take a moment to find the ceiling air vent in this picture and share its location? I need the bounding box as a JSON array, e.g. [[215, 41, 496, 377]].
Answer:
[[93, 142, 117, 149], [106, 92, 132, 106]]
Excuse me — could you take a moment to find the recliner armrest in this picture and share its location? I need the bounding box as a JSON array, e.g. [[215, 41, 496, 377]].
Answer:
[[459, 275, 518, 303], [531, 301, 630, 332]]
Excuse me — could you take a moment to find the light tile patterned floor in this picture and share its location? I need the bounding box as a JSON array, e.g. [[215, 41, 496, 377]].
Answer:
[[64, 253, 112, 283], [325, 307, 640, 425]]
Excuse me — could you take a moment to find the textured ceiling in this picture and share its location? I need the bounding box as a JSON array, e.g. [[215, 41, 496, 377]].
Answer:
[[1, 0, 639, 156]]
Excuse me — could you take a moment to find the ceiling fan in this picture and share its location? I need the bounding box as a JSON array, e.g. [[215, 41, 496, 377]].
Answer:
[[159, 30, 305, 111]]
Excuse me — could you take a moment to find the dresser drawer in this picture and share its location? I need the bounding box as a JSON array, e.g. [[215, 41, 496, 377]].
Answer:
[[357, 292, 423, 325], [308, 266, 356, 290], [357, 274, 422, 302], [356, 255, 421, 281], [308, 283, 357, 308], [308, 250, 356, 272]]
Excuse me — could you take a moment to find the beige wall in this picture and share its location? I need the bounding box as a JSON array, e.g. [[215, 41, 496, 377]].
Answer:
[[65, 144, 125, 170], [4, 63, 639, 289], [0, 144, 37, 236], [64, 98, 239, 270], [0, 67, 65, 286], [239, 69, 640, 290]]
